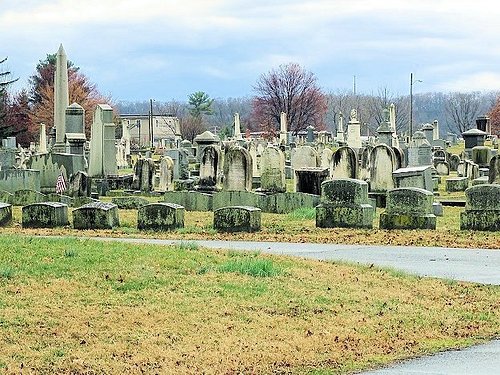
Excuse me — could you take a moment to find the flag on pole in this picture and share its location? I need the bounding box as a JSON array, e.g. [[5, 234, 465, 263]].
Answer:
[[55, 170, 67, 194]]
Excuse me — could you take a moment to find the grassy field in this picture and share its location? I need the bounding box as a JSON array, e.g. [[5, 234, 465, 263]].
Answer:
[[0, 235, 498, 374], [3, 205, 499, 249]]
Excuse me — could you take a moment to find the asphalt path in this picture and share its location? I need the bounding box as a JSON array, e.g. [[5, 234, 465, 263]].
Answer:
[[84, 237, 500, 374]]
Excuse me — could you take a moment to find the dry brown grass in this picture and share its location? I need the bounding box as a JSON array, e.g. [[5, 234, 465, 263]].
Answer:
[[0, 235, 498, 374]]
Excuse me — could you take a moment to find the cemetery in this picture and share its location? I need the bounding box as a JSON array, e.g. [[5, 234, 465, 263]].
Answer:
[[0, 43, 499, 374]]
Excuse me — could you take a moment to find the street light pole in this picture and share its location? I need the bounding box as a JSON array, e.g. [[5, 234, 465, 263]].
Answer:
[[409, 72, 413, 138]]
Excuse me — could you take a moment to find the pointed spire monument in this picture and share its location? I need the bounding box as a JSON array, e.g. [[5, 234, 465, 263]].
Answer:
[[53, 44, 69, 152]]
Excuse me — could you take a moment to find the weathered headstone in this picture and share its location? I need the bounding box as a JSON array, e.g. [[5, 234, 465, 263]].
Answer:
[[347, 109, 361, 149], [330, 146, 358, 179], [359, 146, 372, 181], [132, 158, 155, 192], [291, 145, 319, 170], [380, 188, 436, 230], [22, 202, 69, 228], [446, 177, 469, 192], [88, 104, 117, 177], [223, 146, 252, 191], [489, 155, 500, 184], [295, 168, 329, 195], [320, 148, 333, 169], [213, 206, 261, 232], [137, 202, 184, 231], [260, 147, 286, 193], [460, 184, 500, 231], [68, 171, 91, 197], [435, 161, 450, 176], [370, 144, 397, 193], [448, 154, 461, 172], [13, 189, 46, 206], [471, 146, 492, 168], [407, 131, 432, 167], [316, 178, 374, 228], [52, 44, 69, 153], [197, 145, 222, 192], [393, 166, 433, 192], [158, 156, 174, 192], [0, 202, 12, 226], [73, 202, 120, 229]]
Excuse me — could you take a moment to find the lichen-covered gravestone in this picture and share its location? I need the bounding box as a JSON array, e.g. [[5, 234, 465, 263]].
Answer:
[[223, 146, 253, 191], [13, 189, 46, 206], [330, 146, 358, 179], [370, 144, 397, 193], [460, 184, 500, 231], [0, 202, 12, 226], [260, 146, 286, 193], [446, 177, 469, 192], [137, 203, 184, 231], [393, 166, 433, 192], [132, 158, 155, 192], [489, 155, 500, 184], [197, 145, 222, 192], [73, 202, 120, 229], [379, 188, 436, 230], [213, 206, 261, 232], [111, 196, 149, 209], [68, 170, 91, 197], [158, 156, 174, 192], [316, 178, 374, 229], [22, 202, 69, 228]]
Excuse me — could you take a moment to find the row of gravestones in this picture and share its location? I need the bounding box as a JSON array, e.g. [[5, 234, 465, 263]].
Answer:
[[0, 199, 260, 233], [0, 189, 96, 207], [0, 201, 185, 231]]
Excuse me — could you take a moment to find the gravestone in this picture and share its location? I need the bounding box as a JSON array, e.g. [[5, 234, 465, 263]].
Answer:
[[111, 196, 149, 209], [316, 178, 373, 229], [489, 155, 500, 184], [435, 161, 450, 176], [392, 147, 406, 169], [407, 131, 432, 167], [393, 166, 433, 192], [446, 177, 469, 192], [68, 171, 91, 197], [295, 168, 329, 195], [330, 146, 358, 179], [320, 148, 333, 169], [370, 144, 397, 193], [137, 203, 185, 231], [132, 158, 155, 192], [164, 148, 189, 180], [73, 202, 120, 230], [359, 146, 372, 181], [193, 130, 220, 162], [260, 147, 286, 193], [421, 123, 434, 144], [448, 154, 461, 172], [213, 206, 261, 232], [462, 128, 486, 149], [0, 191, 13, 204], [465, 160, 480, 181], [291, 145, 319, 170], [379, 188, 436, 230], [22, 202, 69, 228], [376, 109, 393, 146], [0, 202, 12, 226], [158, 156, 174, 192], [197, 145, 222, 192], [88, 104, 117, 177], [223, 146, 252, 191], [460, 184, 500, 231], [64, 103, 86, 155], [13, 189, 46, 206], [347, 109, 362, 149], [471, 146, 492, 168]]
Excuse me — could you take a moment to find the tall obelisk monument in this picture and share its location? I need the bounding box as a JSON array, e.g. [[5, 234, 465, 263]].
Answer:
[[53, 44, 69, 152]]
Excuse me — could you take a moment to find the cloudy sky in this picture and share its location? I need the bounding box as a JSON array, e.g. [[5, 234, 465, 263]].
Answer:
[[1, 0, 499, 102]]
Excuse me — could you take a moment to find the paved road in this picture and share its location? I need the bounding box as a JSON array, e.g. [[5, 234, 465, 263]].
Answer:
[[88, 237, 500, 374]]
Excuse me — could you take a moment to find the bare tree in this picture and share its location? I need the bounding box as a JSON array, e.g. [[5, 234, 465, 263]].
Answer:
[[365, 87, 409, 135], [251, 63, 327, 135], [488, 94, 500, 136], [444, 92, 481, 134]]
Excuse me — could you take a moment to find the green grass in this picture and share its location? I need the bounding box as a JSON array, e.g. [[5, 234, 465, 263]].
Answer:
[[217, 257, 282, 277], [287, 207, 317, 220]]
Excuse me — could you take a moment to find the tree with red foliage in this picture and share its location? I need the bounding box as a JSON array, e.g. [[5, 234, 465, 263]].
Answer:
[[5, 90, 37, 147], [488, 95, 500, 136], [251, 63, 327, 136]]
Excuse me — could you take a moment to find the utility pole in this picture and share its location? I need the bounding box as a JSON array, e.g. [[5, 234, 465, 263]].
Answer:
[[409, 73, 413, 138], [353, 75, 356, 96], [149, 98, 154, 148]]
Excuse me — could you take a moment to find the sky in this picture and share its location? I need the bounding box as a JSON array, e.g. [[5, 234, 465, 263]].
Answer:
[[1, 0, 500, 102]]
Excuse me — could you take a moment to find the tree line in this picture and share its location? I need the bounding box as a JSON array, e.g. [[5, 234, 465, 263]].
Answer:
[[2, 57, 499, 147]]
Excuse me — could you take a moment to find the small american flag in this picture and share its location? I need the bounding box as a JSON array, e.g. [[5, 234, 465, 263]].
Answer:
[[55, 170, 67, 194]]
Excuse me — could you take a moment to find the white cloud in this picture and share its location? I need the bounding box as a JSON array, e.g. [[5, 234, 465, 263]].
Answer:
[[437, 72, 500, 92]]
